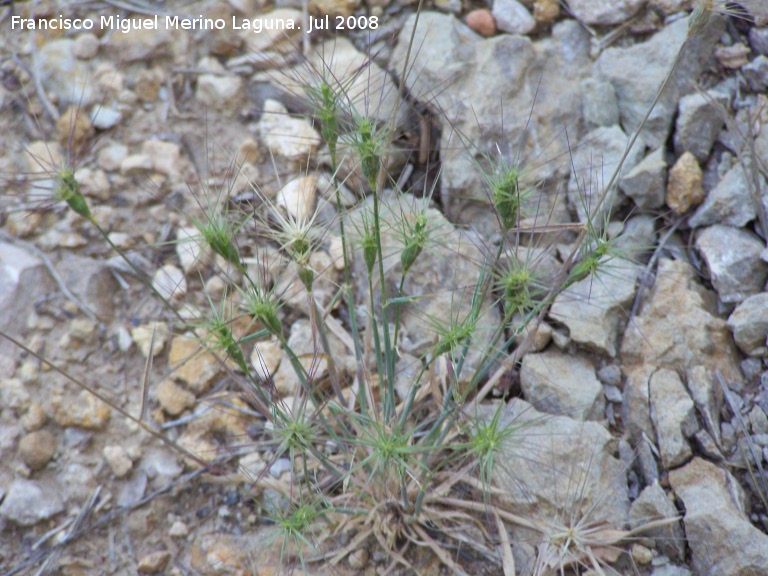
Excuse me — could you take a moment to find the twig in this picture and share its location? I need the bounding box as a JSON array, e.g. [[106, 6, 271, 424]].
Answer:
[[0, 466, 210, 576], [0, 231, 99, 321], [15, 45, 59, 122]]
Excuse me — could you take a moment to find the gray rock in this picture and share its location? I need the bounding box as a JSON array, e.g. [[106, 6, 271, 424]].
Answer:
[[35, 39, 96, 106], [597, 364, 622, 386], [0, 479, 64, 526], [693, 428, 724, 461], [636, 434, 660, 485], [669, 458, 768, 575], [519, 349, 605, 420], [686, 366, 723, 444], [689, 164, 758, 228], [649, 368, 697, 468], [566, 0, 644, 25], [629, 482, 685, 561], [581, 77, 620, 129], [116, 470, 147, 507], [613, 214, 658, 263], [550, 257, 640, 357], [743, 55, 768, 92], [492, 0, 535, 34], [0, 242, 53, 355], [391, 14, 590, 236], [596, 16, 723, 149], [568, 125, 643, 224], [673, 90, 729, 162], [90, 106, 122, 130], [750, 405, 768, 435], [481, 398, 629, 526], [695, 225, 768, 304], [651, 565, 692, 576], [621, 259, 741, 441], [727, 293, 768, 357], [619, 147, 667, 209], [750, 27, 768, 56]]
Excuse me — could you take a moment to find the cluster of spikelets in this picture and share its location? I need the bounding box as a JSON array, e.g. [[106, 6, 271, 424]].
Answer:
[[3, 0, 742, 573]]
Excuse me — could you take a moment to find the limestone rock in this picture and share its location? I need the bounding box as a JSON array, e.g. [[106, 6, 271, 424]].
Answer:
[[168, 335, 222, 394], [568, 125, 643, 224], [131, 322, 170, 358], [52, 390, 111, 430], [649, 368, 697, 468], [695, 225, 768, 304], [689, 164, 758, 228], [483, 398, 629, 526], [550, 257, 640, 357], [669, 458, 768, 575], [276, 174, 318, 223], [493, 0, 535, 34], [727, 294, 768, 357], [666, 151, 703, 214], [620, 258, 741, 440], [153, 264, 187, 302], [619, 147, 667, 209], [567, 0, 644, 25], [673, 89, 729, 162], [258, 99, 321, 162], [520, 349, 605, 420], [103, 445, 133, 478], [157, 379, 196, 416], [596, 17, 722, 149], [629, 482, 685, 561], [0, 479, 64, 526]]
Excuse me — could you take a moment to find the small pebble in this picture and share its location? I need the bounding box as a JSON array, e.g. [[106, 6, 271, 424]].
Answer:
[[137, 550, 171, 574], [103, 445, 133, 478], [18, 430, 57, 470], [466, 9, 496, 37], [73, 33, 100, 59], [169, 520, 190, 537], [269, 458, 292, 478]]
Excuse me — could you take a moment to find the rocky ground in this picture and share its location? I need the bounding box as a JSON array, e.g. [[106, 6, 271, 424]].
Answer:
[[2, 0, 768, 574]]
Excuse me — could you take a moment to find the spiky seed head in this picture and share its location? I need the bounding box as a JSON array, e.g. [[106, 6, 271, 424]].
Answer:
[[247, 291, 283, 338], [57, 168, 92, 220], [502, 265, 533, 316], [215, 324, 249, 374], [491, 167, 522, 232], [400, 213, 428, 274], [298, 265, 314, 291], [197, 219, 244, 271], [319, 82, 339, 156], [362, 230, 378, 275], [358, 119, 381, 189]]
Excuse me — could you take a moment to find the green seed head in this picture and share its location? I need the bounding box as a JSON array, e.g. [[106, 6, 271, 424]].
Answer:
[[362, 230, 378, 275], [298, 264, 314, 292], [198, 220, 244, 271], [57, 168, 91, 220], [319, 83, 339, 156], [492, 168, 521, 232], [358, 119, 380, 189], [247, 292, 283, 338], [502, 265, 533, 316], [400, 213, 428, 274], [216, 325, 248, 374]]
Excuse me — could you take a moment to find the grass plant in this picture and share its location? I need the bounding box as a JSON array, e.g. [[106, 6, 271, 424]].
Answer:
[[1, 0, 744, 573]]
